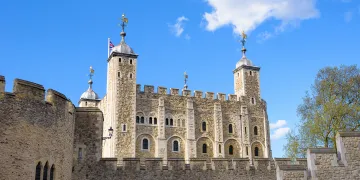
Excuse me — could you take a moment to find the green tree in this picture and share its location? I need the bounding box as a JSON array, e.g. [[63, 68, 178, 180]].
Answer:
[[284, 65, 360, 158]]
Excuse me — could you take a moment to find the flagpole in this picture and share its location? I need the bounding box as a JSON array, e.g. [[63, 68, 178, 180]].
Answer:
[[108, 38, 110, 58]]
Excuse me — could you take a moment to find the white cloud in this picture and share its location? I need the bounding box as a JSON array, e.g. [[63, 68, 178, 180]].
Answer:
[[270, 120, 287, 130], [271, 127, 290, 140], [344, 11, 353, 23], [169, 16, 189, 37], [203, 0, 319, 36], [184, 34, 191, 40], [257, 31, 273, 43]]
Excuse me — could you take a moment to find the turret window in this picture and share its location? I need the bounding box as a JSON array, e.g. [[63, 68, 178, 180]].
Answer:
[[130, 59, 133, 64], [254, 126, 258, 135], [119, 58, 122, 63], [129, 73, 133, 79], [122, 124, 127, 132], [219, 144, 221, 153], [229, 124, 233, 133], [251, 97, 256, 105], [202, 121, 207, 131], [245, 127, 247, 134], [250, 71, 252, 76]]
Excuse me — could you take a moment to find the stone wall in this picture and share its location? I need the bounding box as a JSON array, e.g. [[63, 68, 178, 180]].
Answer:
[[134, 84, 269, 160], [72, 158, 277, 180], [0, 77, 75, 180]]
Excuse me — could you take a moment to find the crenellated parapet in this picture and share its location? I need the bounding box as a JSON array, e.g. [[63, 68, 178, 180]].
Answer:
[[0, 75, 75, 180], [136, 84, 240, 102]]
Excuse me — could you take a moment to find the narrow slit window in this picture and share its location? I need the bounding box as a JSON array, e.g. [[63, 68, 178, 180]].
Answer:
[[202, 144, 207, 153], [254, 126, 258, 135], [219, 144, 221, 153], [123, 124, 126, 132], [78, 148, 82, 160], [229, 124, 233, 133], [166, 118, 169, 125], [142, 139, 149, 150], [245, 127, 247, 134], [250, 71, 252, 76], [170, 119, 173, 126], [154, 118, 157, 124], [118, 72, 120, 78], [229, 145, 234, 155], [173, 140, 179, 152], [255, 147, 259, 157], [140, 117, 144, 124], [130, 73, 133, 79], [130, 59, 133, 64], [246, 147, 249, 155], [202, 122, 207, 131], [149, 117, 152, 124], [50, 165, 55, 180], [251, 97, 255, 104], [35, 162, 41, 180], [43, 162, 48, 180], [119, 58, 122, 63]]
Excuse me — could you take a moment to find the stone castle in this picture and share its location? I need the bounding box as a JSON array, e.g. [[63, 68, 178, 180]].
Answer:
[[1, 16, 360, 180]]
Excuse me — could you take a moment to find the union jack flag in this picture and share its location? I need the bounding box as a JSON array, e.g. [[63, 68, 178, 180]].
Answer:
[[109, 41, 115, 49]]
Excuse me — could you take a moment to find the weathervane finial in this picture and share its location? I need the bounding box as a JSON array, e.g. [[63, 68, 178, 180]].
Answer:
[[119, 13, 129, 42], [240, 30, 248, 57], [183, 71, 188, 90], [88, 66, 95, 88]]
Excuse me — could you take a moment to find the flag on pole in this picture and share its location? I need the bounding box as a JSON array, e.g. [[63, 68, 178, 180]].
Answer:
[[109, 41, 115, 49]]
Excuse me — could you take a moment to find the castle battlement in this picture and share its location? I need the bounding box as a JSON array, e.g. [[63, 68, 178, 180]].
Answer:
[[0, 75, 74, 113], [136, 84, 239, 102]]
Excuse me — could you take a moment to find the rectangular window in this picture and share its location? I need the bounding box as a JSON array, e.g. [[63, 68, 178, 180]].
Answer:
[[122, 124, 126, 132], [246, 147, 249, 155], [78, 148, 83, 160]]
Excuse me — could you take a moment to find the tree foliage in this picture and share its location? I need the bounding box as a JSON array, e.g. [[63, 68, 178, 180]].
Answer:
[[284, 65, 360, 159]]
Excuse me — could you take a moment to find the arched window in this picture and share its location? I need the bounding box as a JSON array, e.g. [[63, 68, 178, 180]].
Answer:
[[202, 144, 207, 153], [136, 116, 140, 123], [130, 59, 133, 64], [229, 145, 234, 155], [229, 124, 233, 133], [254, 126, 258, 135], [170, 119, 173, 126], [43, 162, 48, 180], [255, 147, 259, 156], [173, 140, 179, 152], [35, 162, 41, 180], [166, 118, 169, 125], [50, 165, 55, 180], [202, 122, 207, 131], [142, 138, 149, 150], [149, 117, 152, 124], [140, 117, 144, 124], [177, 119, 181, 127], [154, 118, 157, 124]]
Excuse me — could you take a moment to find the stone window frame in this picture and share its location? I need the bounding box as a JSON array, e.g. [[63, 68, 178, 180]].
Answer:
[[172, 139, 180, 152], [141, 138, 150, 151], [228, 124, 233, 134], [121, 123, 127, 132], [202, 143, 208, 154], [250, 97, 256, 105], [229, 145, 234, 155], [201, 121, 207, 132], [254, 147, 259, 157], [254, 126, 259, 136], [35, 161, 41, 180]]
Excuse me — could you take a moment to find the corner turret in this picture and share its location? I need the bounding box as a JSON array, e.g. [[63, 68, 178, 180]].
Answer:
[[79, 66, 100, 107]]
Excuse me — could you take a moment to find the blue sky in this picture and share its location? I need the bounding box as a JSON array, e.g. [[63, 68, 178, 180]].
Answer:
[[0, 0, 359, 157]]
